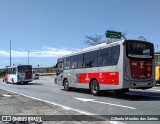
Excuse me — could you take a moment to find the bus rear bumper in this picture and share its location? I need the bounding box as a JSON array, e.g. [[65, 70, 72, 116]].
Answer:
[[17, 79, 33, 83], [126, 80, 154, 89]]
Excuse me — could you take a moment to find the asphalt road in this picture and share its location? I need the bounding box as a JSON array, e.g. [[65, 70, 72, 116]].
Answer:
[[1, 76, 160, 124]]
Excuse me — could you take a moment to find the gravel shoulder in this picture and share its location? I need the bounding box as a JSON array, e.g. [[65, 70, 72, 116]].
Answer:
[[0, 89, 108, 124]]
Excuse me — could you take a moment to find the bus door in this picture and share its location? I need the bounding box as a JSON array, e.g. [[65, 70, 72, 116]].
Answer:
[[56, 62, 64, 86], [70, 56, 78, 88], [74, 54, 84, 88], [12, 67, 17, 83]]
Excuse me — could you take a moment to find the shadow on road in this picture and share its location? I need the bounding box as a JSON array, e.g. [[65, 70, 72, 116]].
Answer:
[[12, 82, 44, 85], [61, 88, 91, 94], [100, 90, 160, 101], [61, 88, 160, 101]]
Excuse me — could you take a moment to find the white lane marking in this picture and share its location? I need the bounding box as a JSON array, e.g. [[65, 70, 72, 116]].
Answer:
[[2, 94, 12, 97], [2, 88, 93, 114], [1, 88, 125, 124], [148, 89, 160, 92], [74, 97, 136, 110]]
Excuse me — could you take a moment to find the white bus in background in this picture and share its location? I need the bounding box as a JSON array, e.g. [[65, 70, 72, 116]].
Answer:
[[3, 65, 33, 84], [55, 40, 155, 96]]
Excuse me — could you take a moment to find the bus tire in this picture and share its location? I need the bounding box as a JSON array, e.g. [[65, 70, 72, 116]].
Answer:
[[6, 80, 9, 84], [91, 80, 100, 96], [24, 82, 28, 84], [64, 79, 70, 91], [12, 79, 14, 84], [157, 81, 159, 85]]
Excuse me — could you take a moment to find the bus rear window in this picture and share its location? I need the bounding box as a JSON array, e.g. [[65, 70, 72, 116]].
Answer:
[[126, 40, 154, 59], [18, 66, 32, 72]]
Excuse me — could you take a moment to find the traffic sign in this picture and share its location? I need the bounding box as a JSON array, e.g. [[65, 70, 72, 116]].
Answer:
[[106, 30, 122, 39]]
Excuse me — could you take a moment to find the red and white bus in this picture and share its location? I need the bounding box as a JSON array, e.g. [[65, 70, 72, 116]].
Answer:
[[3, 65, 33, 84], [55, 40, 155, 96]]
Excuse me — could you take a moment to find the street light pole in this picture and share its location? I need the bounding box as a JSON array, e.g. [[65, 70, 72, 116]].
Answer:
[[28, 51, 30, 65], [10, 40, 11, 66]]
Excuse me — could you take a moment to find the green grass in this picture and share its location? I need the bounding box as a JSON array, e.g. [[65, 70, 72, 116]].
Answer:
[[0, 72, 4, 78]]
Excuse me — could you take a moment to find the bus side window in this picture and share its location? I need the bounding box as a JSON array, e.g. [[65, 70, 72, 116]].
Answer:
[[84, 51, 98, 68], [64, 57, 70, 70], [98, 48, 107, 66], [13, 68, 16, 74], [56, 62, 63, 75], [77, 54, 83, 69], [98, 47, 112, 66], [111, 45, 120, 65], [8, 68, 12, 74], [70, 56, 77, 69]]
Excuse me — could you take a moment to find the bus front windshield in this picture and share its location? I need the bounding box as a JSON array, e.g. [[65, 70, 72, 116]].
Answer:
[[18, 65, 32, 73], [126, 40, 154, 59]]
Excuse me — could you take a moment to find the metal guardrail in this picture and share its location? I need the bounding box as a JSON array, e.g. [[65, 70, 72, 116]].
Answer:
[[38, 73, 56, 76]]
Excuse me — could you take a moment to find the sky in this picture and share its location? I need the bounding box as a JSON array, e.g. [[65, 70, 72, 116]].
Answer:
[[0, 0, 160, 68]]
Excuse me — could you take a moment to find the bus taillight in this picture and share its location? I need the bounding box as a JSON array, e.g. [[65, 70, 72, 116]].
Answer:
[[25, 71, 32, 79]]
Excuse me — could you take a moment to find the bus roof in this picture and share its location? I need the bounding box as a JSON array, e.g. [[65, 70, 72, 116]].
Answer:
[[82, 40, 123, 51], [58, 40, 125, 59], [58, 39, 153, 59], [5, 65, 32, 69]]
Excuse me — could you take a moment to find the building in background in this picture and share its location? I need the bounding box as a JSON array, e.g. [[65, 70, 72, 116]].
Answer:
[[155, 52, 160, 85], [155, 52, 160, 66]]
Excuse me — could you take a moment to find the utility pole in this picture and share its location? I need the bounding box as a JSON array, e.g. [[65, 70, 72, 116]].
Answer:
[[28, 51, 30, 65], [157, 45, 159, 52], [10, 40, 11, 66]]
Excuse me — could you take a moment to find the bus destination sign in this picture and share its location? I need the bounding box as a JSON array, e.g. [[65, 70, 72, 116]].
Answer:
[[106, 30, 122, 39]]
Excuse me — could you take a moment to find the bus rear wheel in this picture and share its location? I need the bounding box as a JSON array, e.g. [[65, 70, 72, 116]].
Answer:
[[12, 79, 14, 84], [64, 79, 70, 91], [91, 80, 100, 96], [24, 82, 28, 84]]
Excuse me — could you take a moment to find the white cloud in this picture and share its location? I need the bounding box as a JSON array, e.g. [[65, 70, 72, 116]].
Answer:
[[0, 47, 81, 58]]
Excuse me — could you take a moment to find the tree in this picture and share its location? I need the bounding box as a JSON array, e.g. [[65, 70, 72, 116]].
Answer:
[[137, 36, 146, 41], [84, 30, 128, 46], [84, 35, 104, 46], [121, 31, 127, 40]]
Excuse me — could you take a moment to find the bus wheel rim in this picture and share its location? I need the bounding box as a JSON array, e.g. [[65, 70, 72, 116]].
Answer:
[[65, 81, 69, 89], [92, 83, 98, 94], [12, 79, 14, 84]]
